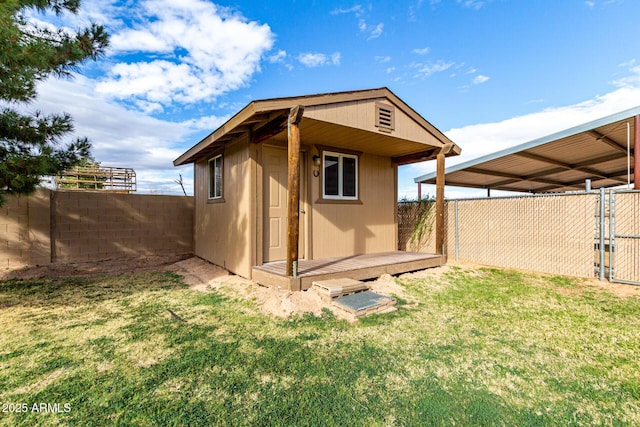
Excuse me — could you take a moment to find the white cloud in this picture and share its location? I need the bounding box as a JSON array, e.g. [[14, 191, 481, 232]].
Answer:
[[182, 114, 230, 132], [458, 0, 486, 10], [331, 5, 365, 15], [414, 60, 455, 78], [96, 0, 274, 108], [407, 66, 640, 185], [473, 74, 490, 84], [298, 52, 341, 67], [268, 50, 287, 63], [331, 4, 383, 40], [375, 56, 392, 63], [368, 23, 384, 39], [413, 47, 431, 55], [612, 65, 640, 87], [30, 75, 229, 195], [584, 0, 620, 7]]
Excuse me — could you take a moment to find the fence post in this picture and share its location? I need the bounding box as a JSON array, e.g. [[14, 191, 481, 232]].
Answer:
[[609, 189, 615, 282], [599, 187, 605, 281], [455, 199, 459, 261]]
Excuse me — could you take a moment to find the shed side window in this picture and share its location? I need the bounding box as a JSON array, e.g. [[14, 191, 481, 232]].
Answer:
[[208, 154, 223, 199], [322, 151, 358, 200]]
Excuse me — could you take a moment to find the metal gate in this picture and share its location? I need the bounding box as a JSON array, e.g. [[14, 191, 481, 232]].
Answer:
[[609, 189, 640, 285]]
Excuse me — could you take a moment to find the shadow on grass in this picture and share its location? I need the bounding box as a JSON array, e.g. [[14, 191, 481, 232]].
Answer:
[[0, 271, 188, 309], [16, 318, 559, 427]]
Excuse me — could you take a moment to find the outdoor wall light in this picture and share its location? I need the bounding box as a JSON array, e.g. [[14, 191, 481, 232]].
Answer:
[[312, 155, 321, 177]]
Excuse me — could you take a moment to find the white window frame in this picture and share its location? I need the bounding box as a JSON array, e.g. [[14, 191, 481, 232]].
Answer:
[[208, 154, 223, 200], [322, 151, 358, 200]]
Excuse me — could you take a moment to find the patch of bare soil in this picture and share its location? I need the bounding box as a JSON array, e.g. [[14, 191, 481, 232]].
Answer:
[[0, 255, 445, 321], [582, 278, 640, 298], [169, 257, 436, 322], [168, 257, 360, 322], [0, 254, 191, 280]]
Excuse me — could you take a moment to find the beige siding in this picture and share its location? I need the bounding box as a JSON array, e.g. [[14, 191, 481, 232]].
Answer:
[[310, 153, 396, 259], [305, 98, 444, 147], [194, 137, 253, 278]]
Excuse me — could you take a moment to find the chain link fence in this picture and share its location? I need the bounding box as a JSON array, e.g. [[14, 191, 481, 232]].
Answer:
[[398, 193, 600, 277], [450, 193, 598, 277], [610, 190, 640, 284]]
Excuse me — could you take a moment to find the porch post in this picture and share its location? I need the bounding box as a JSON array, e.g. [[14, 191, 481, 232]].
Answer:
[[435, 143, 453, 255], [286, 105, 304, 277], [417, 182, 422, 201], [635, 115, 640, 190]]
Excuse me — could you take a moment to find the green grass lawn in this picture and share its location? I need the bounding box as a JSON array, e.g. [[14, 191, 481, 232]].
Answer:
[[1, 266, 639, 426]]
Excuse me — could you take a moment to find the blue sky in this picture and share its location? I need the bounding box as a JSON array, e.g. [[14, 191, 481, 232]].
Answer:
[[26, 0, 640, 197]]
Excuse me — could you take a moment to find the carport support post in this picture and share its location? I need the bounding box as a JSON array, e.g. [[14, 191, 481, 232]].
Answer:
[[435, 144, 452, 256], [635, 115, 640, 190], [286, 105, 304, 278]]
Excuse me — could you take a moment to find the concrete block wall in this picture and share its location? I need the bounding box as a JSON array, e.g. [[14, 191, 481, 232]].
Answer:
[[0, 190, 193, 267], [0, 190, 51, 268], [52, 191, 193, 263]]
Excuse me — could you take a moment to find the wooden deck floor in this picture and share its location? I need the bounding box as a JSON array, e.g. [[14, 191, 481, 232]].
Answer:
[[252, 251, 444, 291]]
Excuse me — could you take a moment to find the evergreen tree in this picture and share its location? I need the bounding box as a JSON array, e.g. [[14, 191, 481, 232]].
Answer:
[[0, 0, 109, 205]]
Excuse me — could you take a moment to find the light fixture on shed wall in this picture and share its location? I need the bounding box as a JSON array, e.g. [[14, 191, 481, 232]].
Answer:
[[312, 154, 321, 177]]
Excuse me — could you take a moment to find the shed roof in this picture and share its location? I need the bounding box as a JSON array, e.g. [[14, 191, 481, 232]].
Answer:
[[414, 106, 640, 193], [174, 87, 461, 166]]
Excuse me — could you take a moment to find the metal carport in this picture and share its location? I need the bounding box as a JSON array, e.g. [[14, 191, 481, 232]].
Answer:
[[414, 106, 640, 193]]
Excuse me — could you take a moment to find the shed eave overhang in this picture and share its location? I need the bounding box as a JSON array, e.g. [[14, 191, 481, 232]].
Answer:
[[174, 87, 461, 166]]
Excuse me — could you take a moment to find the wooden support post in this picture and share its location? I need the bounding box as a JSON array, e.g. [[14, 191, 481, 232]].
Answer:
[[435, 143, 453, 256], [635, 115, 640, 190], [417, 182, 422, 201], [286, 105, 304, 277]]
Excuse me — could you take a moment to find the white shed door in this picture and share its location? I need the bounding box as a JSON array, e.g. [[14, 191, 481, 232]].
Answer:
[[263, 146, 305, 262]]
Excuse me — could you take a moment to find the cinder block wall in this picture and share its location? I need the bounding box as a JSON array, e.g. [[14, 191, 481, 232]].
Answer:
[[0, 190, 193, 267], [52, 191, 194, 263], [0, 189, 51, 268]]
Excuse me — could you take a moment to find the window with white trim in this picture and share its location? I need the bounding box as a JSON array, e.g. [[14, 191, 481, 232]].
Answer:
[[322, 151, 358, 200], [208, 154, 223, 199]]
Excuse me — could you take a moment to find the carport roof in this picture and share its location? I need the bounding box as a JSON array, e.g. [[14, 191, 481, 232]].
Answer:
[[414, 106, 640, 193]]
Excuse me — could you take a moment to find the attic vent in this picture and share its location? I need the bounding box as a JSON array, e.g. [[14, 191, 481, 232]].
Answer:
[[375, 102, 395, 132]]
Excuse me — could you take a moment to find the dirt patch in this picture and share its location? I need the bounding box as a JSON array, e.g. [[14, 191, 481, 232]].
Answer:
[[0, 255, 446, 320], [168, 257, 361, 322], [168, 257, 435, 322], [582, 278, 640, 298], [0, 254, 191, 280]]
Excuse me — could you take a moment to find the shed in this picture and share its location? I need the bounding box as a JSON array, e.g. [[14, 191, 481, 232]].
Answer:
[[174, 87, 461, 290]]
